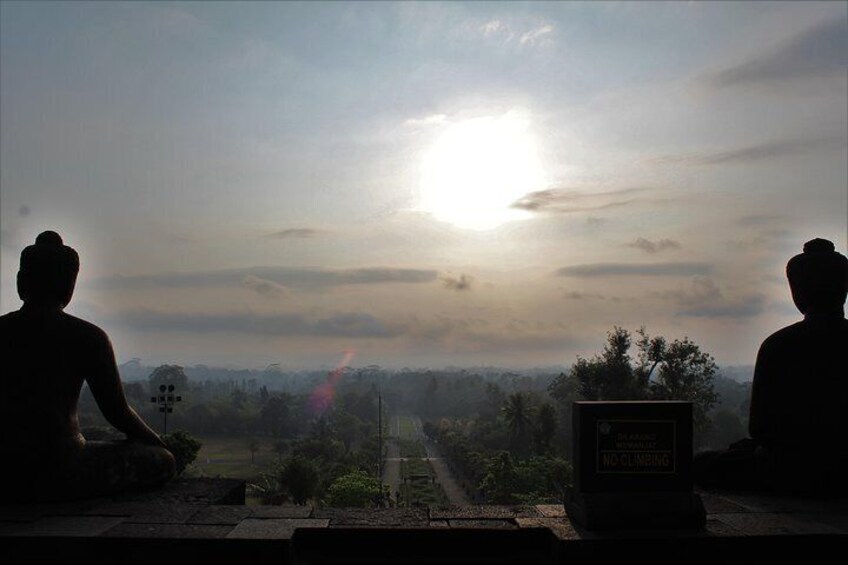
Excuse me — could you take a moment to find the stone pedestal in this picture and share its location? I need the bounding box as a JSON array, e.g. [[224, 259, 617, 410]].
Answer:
[[566, 401, 705, 531], [565, 489, 706, 530]]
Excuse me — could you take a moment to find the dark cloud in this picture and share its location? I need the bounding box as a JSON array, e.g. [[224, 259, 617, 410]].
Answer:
[[108, 308, 572, 351], [93, 266, 439, 290], [649, 135, 846, 166], [653, 276, 723, 306], [113, 309, 398, 338], [556, 262, 713, 278], [627, 237, 681, 254], [677, 294, 767, 319], [512, 187, 649, 214], [242, 275, 289, 299], [442, 274, 473, 291], [709, 16, 848, 87], [268, 228, 325, 239], [563, 291, 607, 300], [737, 214, 787, 227]]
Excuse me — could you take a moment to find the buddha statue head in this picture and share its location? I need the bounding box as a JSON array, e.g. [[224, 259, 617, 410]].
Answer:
[[786, 238, 848, 316], [17, 231, 80, 308]]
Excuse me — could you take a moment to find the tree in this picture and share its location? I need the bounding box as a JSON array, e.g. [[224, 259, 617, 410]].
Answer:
[[502, 393, 532, 438], [248, 438, 260, 464], [148, 365, 189, 394], [533, 403, 557, 456], [567, 326, 719, 444], [325, 471, 383, 507], [260, 394, 293, 437], [479, 451, 517, 504], [162, 430, 202, 475], [278, 455, 320, 505], [273, 440, 288, 464]]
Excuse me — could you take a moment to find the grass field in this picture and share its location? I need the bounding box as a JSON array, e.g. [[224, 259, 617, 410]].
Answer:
[[397, 415, 417, 439], [184, 435, 283, 481], [399, 458, 449, 506]]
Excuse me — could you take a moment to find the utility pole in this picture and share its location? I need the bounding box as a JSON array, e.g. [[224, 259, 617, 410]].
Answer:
[[378, 389, 383, 483], [150, 384, 181, 435]]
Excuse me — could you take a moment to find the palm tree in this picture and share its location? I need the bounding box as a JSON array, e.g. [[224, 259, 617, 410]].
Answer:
[[502, 392, 534, 454]]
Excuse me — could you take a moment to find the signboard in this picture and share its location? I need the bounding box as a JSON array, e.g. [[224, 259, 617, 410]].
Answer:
[[572, 401, 692, 493], [596, 419, 676, 475], [565, 401, 705, 530]]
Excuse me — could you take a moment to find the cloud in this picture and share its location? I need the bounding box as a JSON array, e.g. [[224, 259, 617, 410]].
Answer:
[[512, 187, 650, 214], [404, 114, 447, 128], [652, 277, 766, 320], [709, 16, 848, 87], [242, 275, 289, 299], [107, 308, 572, 351], [737, 214, 787, 227], [93, 266, 440, 290], [519, 24, 554, 46], [648, 135, 846, 166], [627, 237, 681, 254], [563, 291, 607, 301], [480, 20, 507, 37], [113, 309, 398, 338], [677, 294, 768, 319], [653, 276, 723, 306], [556, 262, 713, 278], [268, 228, 325, 240], [478, 19, 554, 47], [442, 274, 473, 291]]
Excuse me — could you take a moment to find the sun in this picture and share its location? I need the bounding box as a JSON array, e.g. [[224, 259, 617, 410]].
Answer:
[[417, 110, 547, 230]]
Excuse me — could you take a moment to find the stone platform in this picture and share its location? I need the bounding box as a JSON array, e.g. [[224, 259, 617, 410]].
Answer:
[[1, 479, 846, 564]]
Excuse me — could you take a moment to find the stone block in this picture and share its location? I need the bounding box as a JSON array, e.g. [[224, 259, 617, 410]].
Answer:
[[447, 519, 516, 529], [100, 522, 233, 538], [516, 516, 581, 541], [316, 507, 428, 527], [248, 505, 313, 519], [226, 518, 328, 540], [535, 504, 566, 518], [87, 502, 204, 524], [429, 505, 539, 520], [187, 505, 253, 525], [11, 516, 125, 537]]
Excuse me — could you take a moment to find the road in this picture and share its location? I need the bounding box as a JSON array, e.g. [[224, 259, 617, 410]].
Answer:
[[383, 415, 469, 505]]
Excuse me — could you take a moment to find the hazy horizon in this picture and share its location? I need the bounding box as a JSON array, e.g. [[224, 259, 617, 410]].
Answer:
[[2, 2, 846, 369]]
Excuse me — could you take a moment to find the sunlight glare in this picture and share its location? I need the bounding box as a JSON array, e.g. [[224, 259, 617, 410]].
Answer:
[[418, 110, 547, 230]]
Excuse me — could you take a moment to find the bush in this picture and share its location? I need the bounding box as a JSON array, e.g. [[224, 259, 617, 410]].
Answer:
[[162, 430, 202, 475], [325, 471, 382, 507]]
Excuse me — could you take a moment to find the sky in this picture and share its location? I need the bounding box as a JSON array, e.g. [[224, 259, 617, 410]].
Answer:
[[1, 1, 846, 370]]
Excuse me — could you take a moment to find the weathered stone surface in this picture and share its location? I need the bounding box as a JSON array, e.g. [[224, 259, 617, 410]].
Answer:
[[703, 517, 744, 537], [430, 505, 539, 520], [516, 517, 581, 541], [101, 522, 233, 539], [188, 505, 253, 525], [792, 513, 848, 534], [316, 507, 428, 527], [0, 501, 95, 523], [713, 512, 825, 536], [535, 504, 566, 518], [699, 493, 752, 514], [249, 505, 313, 519], [447, 519, 516, 529], [102, 478, 245, 505], [428, 520, 449, 528], [717, 493, 842, 514], [226, 518, 329, 540], [87, 502, 204, 524], [11, 516, 125, 537]]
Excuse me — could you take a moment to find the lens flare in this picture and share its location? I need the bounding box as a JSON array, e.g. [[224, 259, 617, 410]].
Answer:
[[308, 348, 357, 415]]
